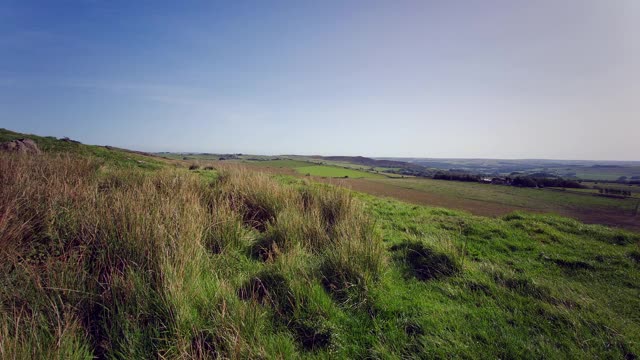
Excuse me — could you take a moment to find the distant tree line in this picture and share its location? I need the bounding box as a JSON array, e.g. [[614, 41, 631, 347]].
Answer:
[[387, 168, 432, 177], [430, 171, 584, 189], [597, 188, 632, 197], [510, 176, 584, 189], [433, 172, 480, 182]]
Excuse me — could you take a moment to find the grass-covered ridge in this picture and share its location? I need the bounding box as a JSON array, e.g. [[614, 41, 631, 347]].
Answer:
[[0, 135, 639, 358], [0, 128, 165, 170]]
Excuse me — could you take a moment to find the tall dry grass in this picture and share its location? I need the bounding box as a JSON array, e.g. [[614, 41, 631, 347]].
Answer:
[[0, 153, 385, 358]]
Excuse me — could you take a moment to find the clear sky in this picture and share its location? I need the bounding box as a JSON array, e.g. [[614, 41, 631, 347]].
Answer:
[[1, 1, 638, 160]]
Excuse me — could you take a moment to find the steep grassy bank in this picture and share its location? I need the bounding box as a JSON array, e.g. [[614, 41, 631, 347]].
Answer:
[[0, 144, 638, 358]]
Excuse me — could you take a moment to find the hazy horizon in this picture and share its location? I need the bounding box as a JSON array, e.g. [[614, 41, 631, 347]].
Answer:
[[1, 1, 638, 160]]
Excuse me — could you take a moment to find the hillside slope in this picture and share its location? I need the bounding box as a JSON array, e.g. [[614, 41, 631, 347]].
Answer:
[[0, 128, 166, 170], [0, 130, 638, 359]]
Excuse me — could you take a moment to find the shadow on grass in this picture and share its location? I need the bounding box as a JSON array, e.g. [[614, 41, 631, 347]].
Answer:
[[237, 270, 332, 351]]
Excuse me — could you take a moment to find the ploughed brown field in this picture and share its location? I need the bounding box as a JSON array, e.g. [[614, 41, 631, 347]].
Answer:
[[331, 178, 640, 232], [236, 162, 640, 232]]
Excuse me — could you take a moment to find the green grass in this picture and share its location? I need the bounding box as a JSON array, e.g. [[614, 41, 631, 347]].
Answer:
[[583, 182, 640, 194], [245, 159, 313, 168], [2, 129, 639, 358], [357, 196, 640, 358], [296, 165, 387, 179], [568, 167, 640, 181], [0, 128, 164, 170], [288, 156, 406, 176], [242, 157, 390, 179], [161, 155, 399, 179], [243, 158, 390, 179]]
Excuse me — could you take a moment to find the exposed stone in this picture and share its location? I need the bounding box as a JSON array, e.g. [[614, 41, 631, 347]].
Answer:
[[0, 138, 42, 154]]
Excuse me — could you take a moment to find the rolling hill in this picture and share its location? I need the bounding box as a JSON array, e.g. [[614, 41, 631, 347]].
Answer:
[[1, 129, 638, 359]]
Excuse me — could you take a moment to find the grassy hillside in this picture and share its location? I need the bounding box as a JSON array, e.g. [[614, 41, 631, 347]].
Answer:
[[0, 128, 165, 170], [1, 131, 639, 359], [159, 154, 391, 179]]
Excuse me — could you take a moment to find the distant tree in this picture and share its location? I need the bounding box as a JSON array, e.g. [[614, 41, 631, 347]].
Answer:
[[511, 177, 537, 188], [433, 172, 480, 182]]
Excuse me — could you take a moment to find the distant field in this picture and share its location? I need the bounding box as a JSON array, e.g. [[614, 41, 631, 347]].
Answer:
[[160, 153, 222, 161], [295, 165, 386, 178], [378, 157, 640, 181], [323, 177, 640, 231], [159, 155, 393, 179], [288, 156, 396, 171], [239, 158, 390, 179], [583, 181, 640, 194], [237, 157, 640, 230], [376, 178, 636, 211], [244, 159, 311, 168], [561, 166, 640, 181]]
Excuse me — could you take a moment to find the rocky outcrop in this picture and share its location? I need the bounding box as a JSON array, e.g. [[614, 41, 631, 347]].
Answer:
[[0, 138, 42, 154]]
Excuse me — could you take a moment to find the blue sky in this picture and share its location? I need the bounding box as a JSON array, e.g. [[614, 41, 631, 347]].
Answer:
[[1, 1, 638, 160]]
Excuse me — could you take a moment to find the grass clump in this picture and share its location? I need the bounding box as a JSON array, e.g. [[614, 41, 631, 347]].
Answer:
[[237, 270, 333, 351], [238, 270, 295, 317], [0, 153, 387, 358], [629, 246, 640, 265], [394, 241, 461, 281], [215, 167, 293, 231], [492, 270, 553, 301]]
